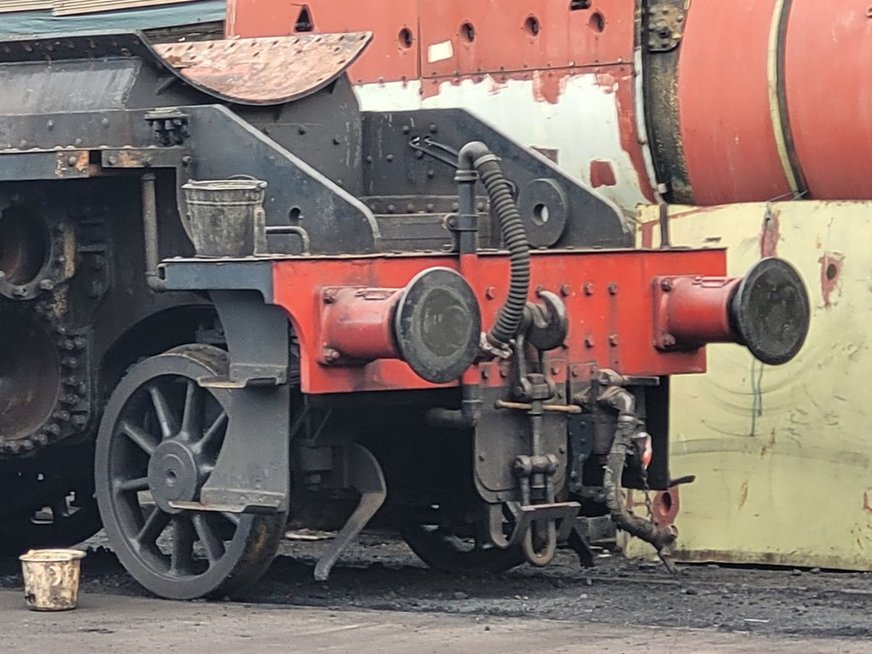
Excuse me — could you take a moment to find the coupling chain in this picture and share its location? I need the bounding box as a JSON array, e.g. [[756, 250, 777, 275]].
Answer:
[[640, 465, 677, 574]]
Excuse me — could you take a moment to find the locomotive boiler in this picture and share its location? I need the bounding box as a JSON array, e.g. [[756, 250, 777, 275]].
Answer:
[[0, 27, 809, 598]]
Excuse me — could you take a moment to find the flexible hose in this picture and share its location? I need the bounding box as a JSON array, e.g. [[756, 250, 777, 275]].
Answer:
[[603, 415, 677, 551], [458, 142, 530, 348]]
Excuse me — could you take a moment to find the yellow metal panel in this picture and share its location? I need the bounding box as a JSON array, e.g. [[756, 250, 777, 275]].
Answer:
[[632, 201, 872, 570]]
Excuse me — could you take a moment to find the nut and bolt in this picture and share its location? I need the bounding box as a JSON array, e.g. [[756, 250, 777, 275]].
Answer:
[[322, 347, 341, 362]]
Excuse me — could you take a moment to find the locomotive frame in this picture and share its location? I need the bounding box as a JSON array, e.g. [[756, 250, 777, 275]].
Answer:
[[0, 29, 809, 598]]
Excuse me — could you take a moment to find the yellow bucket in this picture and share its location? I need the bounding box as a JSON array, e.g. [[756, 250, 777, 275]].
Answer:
[[19, 549, 86, 611]]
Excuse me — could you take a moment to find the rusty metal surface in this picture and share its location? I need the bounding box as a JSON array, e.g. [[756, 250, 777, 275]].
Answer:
[[153, 32, 372, 105]]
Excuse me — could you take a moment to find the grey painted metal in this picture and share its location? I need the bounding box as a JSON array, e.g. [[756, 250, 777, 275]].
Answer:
[[0, 1, 223, 36]]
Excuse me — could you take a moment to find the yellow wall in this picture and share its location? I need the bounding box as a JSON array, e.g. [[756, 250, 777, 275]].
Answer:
[[631, 201, 872, 570]]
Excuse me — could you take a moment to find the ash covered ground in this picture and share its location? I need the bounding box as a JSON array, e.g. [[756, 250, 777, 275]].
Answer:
[[2, 532, 871, 642]]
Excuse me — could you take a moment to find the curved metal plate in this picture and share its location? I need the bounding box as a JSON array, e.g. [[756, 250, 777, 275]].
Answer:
[[153, 32, 372, 106]]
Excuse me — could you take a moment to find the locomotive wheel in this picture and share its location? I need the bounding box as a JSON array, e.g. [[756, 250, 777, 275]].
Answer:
[[0, 480, 101, 556], [402, 525, 525, 574], [95, 344, 287, 600]]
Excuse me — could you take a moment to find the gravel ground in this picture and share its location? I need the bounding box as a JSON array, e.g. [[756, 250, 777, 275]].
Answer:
[[2, 532, 871, 643]]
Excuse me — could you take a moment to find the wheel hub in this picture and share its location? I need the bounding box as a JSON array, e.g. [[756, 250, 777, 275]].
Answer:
[[147, 440, 203, 513]]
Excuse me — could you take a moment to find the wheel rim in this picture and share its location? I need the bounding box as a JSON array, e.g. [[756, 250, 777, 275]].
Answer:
[[96, 346, 286, 599], [403, 523, 525, 573]]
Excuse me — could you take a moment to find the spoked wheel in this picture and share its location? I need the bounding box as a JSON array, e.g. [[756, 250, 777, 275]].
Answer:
[[95, 345, 287, 600], [402, 524, 525, 574], [0, 479, 101, 556]]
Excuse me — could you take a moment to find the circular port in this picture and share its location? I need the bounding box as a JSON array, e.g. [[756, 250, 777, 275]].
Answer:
[[525, 16, 541, 36], [399, 27, 414, 49], [0, 206, 50, 289], [461, 22, 476, 43], [0, 313, 61, 442], [589, 11, 606, 33]]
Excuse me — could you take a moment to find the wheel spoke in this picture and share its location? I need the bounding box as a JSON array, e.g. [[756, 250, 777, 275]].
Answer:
[[117, 477, 149, 493], [220, 512, 240, 527], [180, 380, 203, 438], [198, 411, 227, 452], [170, 516, 196, 574], [149, 384, 178, 440], [193, 513, 225, 563], [136, 508, 170, 546], [120, 420, 158, 456]]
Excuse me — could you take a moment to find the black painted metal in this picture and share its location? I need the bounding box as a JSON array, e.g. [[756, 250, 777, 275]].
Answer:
[[730, 258, 810, 366], [362, 110, 629, 250], [0, 27, 673, 583], [394, 268, 481, 385], [94, 345, 287, 600]]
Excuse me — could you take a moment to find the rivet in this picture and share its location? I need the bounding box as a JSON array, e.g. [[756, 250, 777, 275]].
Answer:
[[584, 335, 595, 348], [608, 283, 618, 295]]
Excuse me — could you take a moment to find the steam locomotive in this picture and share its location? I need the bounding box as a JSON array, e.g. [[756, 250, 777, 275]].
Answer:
[[0, 27, 809, 599]]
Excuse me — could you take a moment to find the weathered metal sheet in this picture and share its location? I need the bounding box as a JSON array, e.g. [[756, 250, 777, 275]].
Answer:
[[675, 0, 792, 205], [153, 32, 371, 106], [227, 0, 419, 84], [784, 1, 872, 199], [225, 0, 658, 215], [632, 201, 872, 571]]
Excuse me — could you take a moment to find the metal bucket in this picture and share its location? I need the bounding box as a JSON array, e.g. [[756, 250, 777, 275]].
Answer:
[[19, 549, 86, 611], [182, 179, 267, 257]]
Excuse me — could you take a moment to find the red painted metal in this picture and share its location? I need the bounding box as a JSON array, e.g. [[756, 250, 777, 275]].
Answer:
[[676, 0, 791, 205], [653, 276, 740, 350], [415, 0, 632, 79], [153, 33, 371, 105], [320, 286, 401, 362], [225, 0, 872, 206], [784, 1, 872, 199], [225, 0, 655, 203], [271, 249, 730, 395], [226, 0, 420, 84]]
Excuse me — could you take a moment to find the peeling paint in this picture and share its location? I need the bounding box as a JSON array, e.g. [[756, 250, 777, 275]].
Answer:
[[590, 159, 617, 187], [355, 74, 653, 217], [760, 206, 780, 257], [819, 252, 844, 307], [738, 480, 749, 510]]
